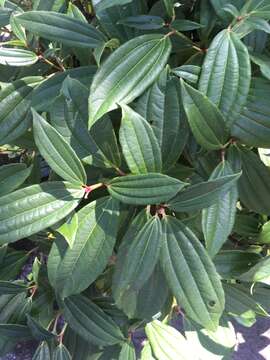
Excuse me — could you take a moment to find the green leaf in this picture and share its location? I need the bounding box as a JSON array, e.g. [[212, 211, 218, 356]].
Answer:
[[258, 220, 270, 244], [52, 344, 72, 360], [118, 15, 164, 30], [89, 34, 172, 125], [0, 181, 83, 244], [141, 342, 155, 360], [17, 11, 106, 48], [32, 66, 97, 112], [198, 29, 251, 125], [0, 163, 32, 197], [0, 250, 28, 280], [238, 147, 270, 214], [162, 0, 175, 18], [0, 324, 33, 340], [0, 76, 42, 145], [0, 47, 38, 66], [32, 110, 86, 186], [0, 281, 27, 295], [231, 78, 270, 147], [137, 68, 189, 171], [33, 342, 51, 360], [27, 314, 55, 341], [239, 256, 270, 284], [172, 65, 201, 84], [160, 216, 225, 330], [113, 216, 162, 309], [119, 341, 136, 360], [0, 8, 13, 27], [168, 166, 241, 212], [214, 250, 261, 279], [61, 294, 125, 346], [63, 327, 99, 360], [55, 197, 120, 298], [202, 161, 238, 258], [108, 173, 187, 205], [56, 211, 78, 248], [181, 80, 229, 150], [250, 53, 270, 80], [172, 19, 204, 31], [47, 233, 68, 289], [145, 320, 199, 360], [119, 105, 162, 174], [93, 0, 133, 13]]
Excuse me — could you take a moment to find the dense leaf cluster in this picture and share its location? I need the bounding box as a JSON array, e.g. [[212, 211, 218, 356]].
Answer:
[[1, 0, 270, 359]]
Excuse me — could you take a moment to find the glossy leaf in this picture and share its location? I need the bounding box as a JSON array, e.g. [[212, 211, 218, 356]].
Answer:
[[32, 110, 86, 186], [0, 47, 38, 66], [56, 211, 78, 248], [93, 0, 133, 13], [172, 65, 201, 83], [202, 161, 238, 258], [160, 216, 225, 330], [146, 320, 199, 360], [119, 105, 162, 173], [17, 11, 106, 48], [108, 173, 187, 205], [137, 68, 189, 170], [198, 29, 251, 125], [0, 76, 42, 145], [181, 80, 229, 150], [0, 163, 32, 197], [89, 34, 172, 125], [172, 19, 204, 31], [55, 197, 120, 298], [61, 294, 125, 346], [113, 216, 162, 309], [168, 166, 241, 212], [0, 182, 83, 244]]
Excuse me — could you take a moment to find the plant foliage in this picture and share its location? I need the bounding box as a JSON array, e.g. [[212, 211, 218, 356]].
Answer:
[[0, 0, 270, 358]]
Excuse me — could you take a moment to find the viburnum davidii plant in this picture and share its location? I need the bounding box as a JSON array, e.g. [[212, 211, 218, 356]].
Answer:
[[1, 0, 270, 358]]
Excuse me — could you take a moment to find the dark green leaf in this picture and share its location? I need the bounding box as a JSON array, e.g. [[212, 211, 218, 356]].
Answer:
[[113, 216, 162, 310], [89, 34, 172, 125], [0, 76, 42, 145], [238, 147, 270, 214], [17, 11, 106, 48], [168, 164, 241, 212], [93, 0, 133, 13], [108, 173, 187, 205], [172, 65, 201, 83], [214, 250, 262, 279], [119, 105, 162, 174], [232, 78, 270, 147], [33, 342, 51, 360], [172, 19, 204, 31], [32, 109, 86, 185], [0, 163, 32, 197], [181, 80, 229, 150], [118, 15, 164, 30], [137, 68, 189, 170], [0, 181, 83, 244], [0, 281, 27, 295], [202, 161, 238, 258], [55, 197, 120, 298], [0, 324, 33, 340], [32, 66, 97, 112], [27, 314, 55, 341], [198, 29, 251, 125], [61, 294, 125, 346], [160, 216, 225, 330]]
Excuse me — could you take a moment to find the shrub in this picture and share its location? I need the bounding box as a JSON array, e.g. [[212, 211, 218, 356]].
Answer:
[[0, 0, 270, 358]]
